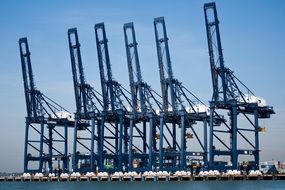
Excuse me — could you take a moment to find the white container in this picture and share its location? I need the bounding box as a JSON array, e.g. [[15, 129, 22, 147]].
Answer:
[[51, 111, 74, 121], [239, 95, 266, 107], [186, 104, 210, 115]]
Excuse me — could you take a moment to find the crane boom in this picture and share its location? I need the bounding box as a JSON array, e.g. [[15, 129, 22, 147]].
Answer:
[[154, 17, 176, 112], [19, 37, 40, 119], [95, 23, 115, 112], [124, 22, 147, 114], [68, 28, 89, 115]]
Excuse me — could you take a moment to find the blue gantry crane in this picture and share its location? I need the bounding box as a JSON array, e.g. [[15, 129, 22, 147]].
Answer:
[[124, 22, 164, 171], [19, 37, 74, 173], [204, 2, 274, 170], [68, 28, 104, 173], [153, 17, 212, 171], [94, 22, 134, 172]]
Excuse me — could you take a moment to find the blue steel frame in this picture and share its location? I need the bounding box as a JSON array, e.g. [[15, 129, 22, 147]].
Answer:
[[153, 17, 211, 171], [124, 22, 165, 172], [68, 28, 103, 173], [94, 23, 133, 172], [20, 3, 276, 173], [204, 2, 274, 170], [19, 37, 74, 173]]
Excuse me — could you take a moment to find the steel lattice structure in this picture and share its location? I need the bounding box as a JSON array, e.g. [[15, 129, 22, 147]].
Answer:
[[153, 17, 214, 171], [204, 2, 274, 170], [19, 2, 275, 174], [19, 38, 75, 173]]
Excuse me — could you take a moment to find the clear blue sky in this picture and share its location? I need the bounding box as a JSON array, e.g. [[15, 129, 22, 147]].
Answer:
[[0, 0, 284, 172]]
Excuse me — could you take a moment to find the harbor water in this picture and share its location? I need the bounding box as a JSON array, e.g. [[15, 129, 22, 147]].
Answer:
[[1, 181, 285, 190]]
